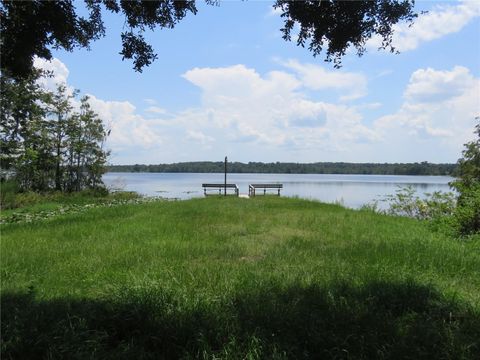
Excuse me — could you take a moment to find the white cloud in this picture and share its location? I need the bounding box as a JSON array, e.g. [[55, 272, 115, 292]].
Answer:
[[145, 106, 167, 114], [375, 65, 480, 160], [183, 64, 302, 101], [186, 130, 214, 145], [33, 57, 79, 99], [368, 0, 480, 52], [280, 59, 368, 101], [86, 95, 164, 150], [33, 57, 377, 162], [32, 57, 479, 164], [33, 57, 70, 90], [180, 63, 375, 154], [33, 57, 166, 159], [404, 66, 474, 103]]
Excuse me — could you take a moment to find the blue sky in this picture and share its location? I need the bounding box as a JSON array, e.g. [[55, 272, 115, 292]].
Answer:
[[35, 0, 480, 165]]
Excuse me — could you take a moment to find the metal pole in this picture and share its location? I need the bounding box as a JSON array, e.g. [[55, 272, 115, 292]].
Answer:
[[224, 156, 227, 196]]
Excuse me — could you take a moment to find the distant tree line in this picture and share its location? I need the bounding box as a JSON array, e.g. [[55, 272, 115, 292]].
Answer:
[[108, 161, 457, 176]]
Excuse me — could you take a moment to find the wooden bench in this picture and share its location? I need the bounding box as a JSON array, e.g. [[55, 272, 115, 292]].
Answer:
[[248, 183, 283, 197], [202, 183, 239, 196]]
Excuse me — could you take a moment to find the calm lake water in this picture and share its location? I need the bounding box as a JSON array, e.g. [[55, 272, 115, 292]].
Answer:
[[103, 172, 454, 209]]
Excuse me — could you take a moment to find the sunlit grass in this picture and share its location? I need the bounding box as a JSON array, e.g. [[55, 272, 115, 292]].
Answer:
[[1, 197, 479, 358]]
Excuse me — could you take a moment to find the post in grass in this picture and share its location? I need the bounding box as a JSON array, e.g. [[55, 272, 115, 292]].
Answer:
[[224, 156, 227, 196]]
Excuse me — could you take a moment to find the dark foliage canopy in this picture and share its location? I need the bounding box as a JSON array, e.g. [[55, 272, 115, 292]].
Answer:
[[275, 0, 417, 67], [1, 0, 416, 79], [0, 0, 197, 78]]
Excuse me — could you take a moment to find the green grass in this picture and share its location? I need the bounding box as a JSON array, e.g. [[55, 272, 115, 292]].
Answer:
[[0, 190, 139, 218], [1, 197, 479, 359]]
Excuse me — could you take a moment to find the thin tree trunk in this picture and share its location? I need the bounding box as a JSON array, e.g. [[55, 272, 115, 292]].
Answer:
[[55, 130, 62, 191]]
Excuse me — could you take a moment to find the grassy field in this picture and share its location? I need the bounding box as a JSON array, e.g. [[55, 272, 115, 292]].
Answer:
[[1, 196, 479, 359]]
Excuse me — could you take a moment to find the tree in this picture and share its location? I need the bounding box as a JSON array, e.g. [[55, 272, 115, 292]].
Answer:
[[275, 0, 416, 68], [451, 119, 480, 191], [0, 71, 110, 193], [0, 0, 416, 79], [450, 118, 480, 236], [45, 84, 78, 190], [0, 70, 46, 168], [67, 96, 110, 191], [0, 0, 198, 78]]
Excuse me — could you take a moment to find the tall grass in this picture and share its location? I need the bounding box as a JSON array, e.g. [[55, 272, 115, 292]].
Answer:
[[2, 197, 479, 359], [0, 189, 139, 218], [0, 179, 18, 209]]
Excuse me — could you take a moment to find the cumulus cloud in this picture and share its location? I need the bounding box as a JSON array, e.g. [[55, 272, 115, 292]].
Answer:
[[184, 64, 301, 103], [375, 65, 480, 160], [145, 106, 167, 114], [33, 57, 165, 159], [33, 57, 70, 90], [33, 57, 378, 161], [180, 63, 376, 154], [31, 57, 478, 163], [368, 0, 480, 52], [186, 130, 214, 145], [404, 66, 474, 103], [33, 56, 79, 99], [86, 95, 164, 150], [281, 59, 368, 101]]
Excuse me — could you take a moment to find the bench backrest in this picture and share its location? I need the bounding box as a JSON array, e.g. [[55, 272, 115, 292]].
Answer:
[[202, 183, 238, 188], [249, 184, 283, 188]]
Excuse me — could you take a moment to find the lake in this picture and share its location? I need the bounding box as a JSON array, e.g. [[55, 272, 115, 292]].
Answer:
[[103, 172, 454, 209]]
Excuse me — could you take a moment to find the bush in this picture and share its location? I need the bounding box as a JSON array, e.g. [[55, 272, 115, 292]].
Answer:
[[451, 183, 480, 237], [79, 186, 109, 198], [383, 186, 456, 221], [108, 191, 140, 201], [14, 191, 45, 208], [379, 117, 479, 239], [449, 120, 480, 237], [0, 180, 18, 209]]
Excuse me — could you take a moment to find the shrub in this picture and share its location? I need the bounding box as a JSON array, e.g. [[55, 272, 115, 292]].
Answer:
[[451, 183, 480, 237], [0, 179, 18, 209], [383, 186, 456, 221], [450, 120, 480, 236], [14, 191, 45, 208]]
